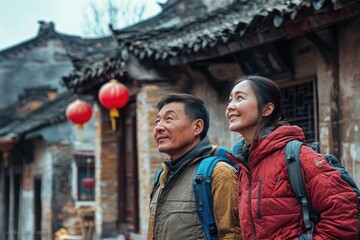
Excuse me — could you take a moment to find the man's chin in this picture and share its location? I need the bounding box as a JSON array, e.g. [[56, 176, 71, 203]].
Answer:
[[157, 146, 168, 153]]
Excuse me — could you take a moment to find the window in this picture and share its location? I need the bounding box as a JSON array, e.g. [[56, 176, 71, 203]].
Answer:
[[74, 155, 95, 201], [281, 79, 318, 143]]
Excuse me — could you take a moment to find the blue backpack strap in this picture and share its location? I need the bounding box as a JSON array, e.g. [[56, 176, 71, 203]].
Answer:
[[216, 146, 238, 169], [232, 139, 245, 154], [192, 153, 234, 240], [285, 140, 314, 240]]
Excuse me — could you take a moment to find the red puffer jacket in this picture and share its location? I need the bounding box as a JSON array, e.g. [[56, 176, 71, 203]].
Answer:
[[229, 125, 359, 240]]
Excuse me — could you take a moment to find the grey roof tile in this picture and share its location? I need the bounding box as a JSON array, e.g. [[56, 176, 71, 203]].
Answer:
[[62, 0, 360, 90]]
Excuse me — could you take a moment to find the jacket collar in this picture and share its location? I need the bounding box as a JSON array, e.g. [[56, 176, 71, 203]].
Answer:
[[231, 125, 305, 170], [249, 125, 305, 169], [163, 136, 213, 174]]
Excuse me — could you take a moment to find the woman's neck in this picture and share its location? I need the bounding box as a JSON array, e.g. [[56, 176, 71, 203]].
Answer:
[[240, 131, 255, 145]]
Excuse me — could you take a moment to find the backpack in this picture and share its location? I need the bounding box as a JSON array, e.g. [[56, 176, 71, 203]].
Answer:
[[151, 146, 237, 240], [285, 139, 360, 240]]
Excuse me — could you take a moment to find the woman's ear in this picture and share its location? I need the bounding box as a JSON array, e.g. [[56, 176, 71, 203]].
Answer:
[[262, 102, 275, 117]]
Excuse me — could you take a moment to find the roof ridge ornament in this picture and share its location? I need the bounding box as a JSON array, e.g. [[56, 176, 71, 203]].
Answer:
[[37, 20, 56, 36]]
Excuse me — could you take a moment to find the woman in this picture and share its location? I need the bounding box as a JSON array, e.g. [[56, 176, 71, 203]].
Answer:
[[225, 75, 358, 239]]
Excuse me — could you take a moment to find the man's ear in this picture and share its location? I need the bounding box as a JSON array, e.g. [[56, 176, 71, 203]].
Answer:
[[262, 102, 275, 117], [193, 119, 204, 136]]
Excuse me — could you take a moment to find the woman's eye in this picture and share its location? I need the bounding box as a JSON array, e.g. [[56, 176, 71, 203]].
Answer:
[[237, 95, 244, 101]]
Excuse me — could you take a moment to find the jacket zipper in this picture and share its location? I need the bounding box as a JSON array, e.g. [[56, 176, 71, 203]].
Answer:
[[248, 173, 257, 239], [257, 180, 262, 219]]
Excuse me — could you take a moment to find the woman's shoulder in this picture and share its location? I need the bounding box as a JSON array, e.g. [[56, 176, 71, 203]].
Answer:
[[299, 145, 335, 180]]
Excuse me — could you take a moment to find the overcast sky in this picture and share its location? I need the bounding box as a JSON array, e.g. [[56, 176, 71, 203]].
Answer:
[[0, 0, 162, 51]]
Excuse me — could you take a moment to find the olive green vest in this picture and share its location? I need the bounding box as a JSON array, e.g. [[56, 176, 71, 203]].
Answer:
[[149, 161, 205, 240]]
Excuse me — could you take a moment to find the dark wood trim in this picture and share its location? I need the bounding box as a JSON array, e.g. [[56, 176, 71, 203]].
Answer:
[[169, 3, 360, 66], [277, 76, 315, 89], [117, 107, 127, 224], [132, 113, 140, 233], [190, 65, 230, 99], [306, 32, 333, 64]]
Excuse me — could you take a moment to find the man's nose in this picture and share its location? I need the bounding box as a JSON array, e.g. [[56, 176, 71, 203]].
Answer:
[[154, 121, 165, 132]]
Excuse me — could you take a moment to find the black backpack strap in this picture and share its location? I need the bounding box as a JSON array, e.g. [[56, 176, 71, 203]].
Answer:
[[285, 140, 314, 239]]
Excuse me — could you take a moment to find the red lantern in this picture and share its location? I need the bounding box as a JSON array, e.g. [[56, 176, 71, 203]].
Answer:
[[98, 79, 130, 131], [82, 177, 95, 190], [65, 99, 93, 131]]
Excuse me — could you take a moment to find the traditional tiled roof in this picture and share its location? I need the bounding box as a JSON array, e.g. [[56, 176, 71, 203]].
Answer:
[[62, 0, 212, 91], [0, 21, 116, 61], [0, 102, 19, 131], [0, 91, 92, 138], [62, 49, 125, 91], [114, 0, 360, 64], [0, 86, 56, 130], [62, 0, 360, 91]]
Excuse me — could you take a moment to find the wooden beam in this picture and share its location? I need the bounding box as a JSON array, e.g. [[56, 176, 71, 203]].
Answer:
[[306, 32, 333, 64]]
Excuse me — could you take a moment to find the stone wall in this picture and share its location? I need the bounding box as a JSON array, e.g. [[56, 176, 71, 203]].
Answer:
[[38, 144, 53, 240], [315, 31, 339, 155], [300, 18, 360, 186], [187, 66, 238, 148], [50, 144, 76, 235], [338, 18, 360, 184]]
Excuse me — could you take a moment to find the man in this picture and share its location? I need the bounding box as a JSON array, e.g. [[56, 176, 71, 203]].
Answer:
[[148, 93, 241, 240]]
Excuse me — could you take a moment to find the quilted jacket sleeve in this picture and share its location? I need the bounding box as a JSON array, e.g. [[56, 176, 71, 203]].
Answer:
[[300, 146, 359, 239], [212, 162, 242, 240]]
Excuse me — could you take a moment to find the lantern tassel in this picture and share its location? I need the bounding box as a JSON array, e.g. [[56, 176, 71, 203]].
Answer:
[[3, 151, 9, 168], [76, 124, 84, 143], [109, 108, 119, 131], [77, 124, 84, 131]]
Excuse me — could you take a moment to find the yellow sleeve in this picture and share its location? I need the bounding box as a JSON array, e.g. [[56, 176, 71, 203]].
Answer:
[[212, 162, 242, 239]]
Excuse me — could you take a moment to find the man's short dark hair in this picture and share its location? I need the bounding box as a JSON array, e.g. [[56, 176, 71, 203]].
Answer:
[[156, 93, 209, 140]]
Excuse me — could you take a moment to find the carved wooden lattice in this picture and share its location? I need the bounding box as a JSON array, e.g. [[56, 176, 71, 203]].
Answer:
[[281, 81, 317, 143]]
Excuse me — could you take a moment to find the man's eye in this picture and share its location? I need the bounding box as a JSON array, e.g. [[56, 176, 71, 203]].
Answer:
[[166, 116, 173, 120], [155, 119, 160, 125]]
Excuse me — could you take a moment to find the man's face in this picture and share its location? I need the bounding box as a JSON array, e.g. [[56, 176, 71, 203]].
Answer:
[[153, 102, 202, 160]]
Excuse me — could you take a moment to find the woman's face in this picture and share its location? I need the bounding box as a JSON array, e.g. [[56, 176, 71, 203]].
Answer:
[[226, 80, 260, 142]]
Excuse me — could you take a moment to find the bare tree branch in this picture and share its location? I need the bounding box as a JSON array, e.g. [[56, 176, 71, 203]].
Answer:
[[83, 0, 151, 37]]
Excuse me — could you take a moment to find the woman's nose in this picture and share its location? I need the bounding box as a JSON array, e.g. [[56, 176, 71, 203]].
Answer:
[[227, 101, 236, 111]]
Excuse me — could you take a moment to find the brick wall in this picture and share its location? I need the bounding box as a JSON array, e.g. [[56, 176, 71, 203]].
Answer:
[[96, 104, 120, 238], [136, 84, 180, 238]]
